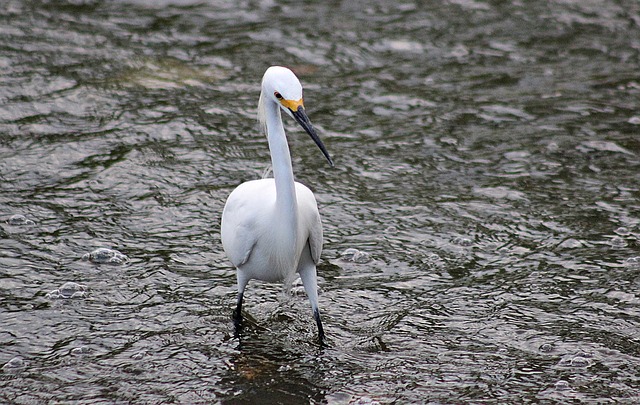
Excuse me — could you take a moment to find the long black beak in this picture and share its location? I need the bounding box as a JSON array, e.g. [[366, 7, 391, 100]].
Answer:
[[291, 106, 334, 167]]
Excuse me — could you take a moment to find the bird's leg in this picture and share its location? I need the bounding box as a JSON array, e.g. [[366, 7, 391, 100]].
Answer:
[[298, 258, 325, 345], [314, 308, 325, 345], [233, 272, 250, 336], [233, 291, 244, 321], [233, 291, 244, 337]]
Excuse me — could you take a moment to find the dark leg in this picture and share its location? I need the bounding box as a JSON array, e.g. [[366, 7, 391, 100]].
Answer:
[[233, 291, 243, 336], [314, 308, 325, 346]]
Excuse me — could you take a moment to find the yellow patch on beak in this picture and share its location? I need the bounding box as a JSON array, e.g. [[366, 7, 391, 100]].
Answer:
[[280, 98, 304, 111]]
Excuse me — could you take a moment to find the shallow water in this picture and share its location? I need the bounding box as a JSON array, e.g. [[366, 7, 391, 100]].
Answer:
[[1, 0, 640, 403]]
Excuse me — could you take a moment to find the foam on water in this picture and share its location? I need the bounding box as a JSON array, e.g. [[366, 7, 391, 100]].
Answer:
[[2, 357, 26, 372], [82, 248, 128, 265], [340, 248, 372, 264], [70, 346, 92, 356], [46, 282, 87, 299], [6, 214, 35, 226]]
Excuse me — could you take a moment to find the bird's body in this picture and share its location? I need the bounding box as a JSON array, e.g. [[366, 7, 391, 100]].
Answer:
[[222, 179, 321, 284], [221, 66, 333, 343]]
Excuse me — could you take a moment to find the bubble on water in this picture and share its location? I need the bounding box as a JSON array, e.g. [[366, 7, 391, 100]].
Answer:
[[608, 236, 627, 248], [439, 136, 457, 145], [289, 285, 306, 297], [624, 257, 640, 268], [452, 236, 473, 247], [7, 214, 35, 226], [473, 186, 526, 201], [2, 356, 26, 371], [341, 248, 372, 264], [131, 351, 146, 360], [46, 282, 87, 299], [384, 226, 398, 234], [546, 141, 560, 152], [570, 356, 592, 368], [554, 380, 571, 391], [628, 116, 640, 125], [82, 248, 128, 265], [613, 227, 630, 236], [59, 282, 87, 297], [558, 352, 593, 368], [422, 253, 446, 270], [70, 346, 92, 356], [558, 238, 584, 249], [289, 277, 321, 297], [539, 343, 555, 353]]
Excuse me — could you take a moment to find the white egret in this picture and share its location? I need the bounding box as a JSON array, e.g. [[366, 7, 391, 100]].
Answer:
[[221, 66, 333, 343]]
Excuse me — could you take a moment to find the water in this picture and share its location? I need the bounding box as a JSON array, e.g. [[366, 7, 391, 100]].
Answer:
[[1, 0, 639, 403]]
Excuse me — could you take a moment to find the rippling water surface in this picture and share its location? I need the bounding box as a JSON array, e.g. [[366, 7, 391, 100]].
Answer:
[[2, 0, 640, 403]]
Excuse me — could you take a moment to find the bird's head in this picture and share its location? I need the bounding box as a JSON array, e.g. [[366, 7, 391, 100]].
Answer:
[[259, 66, 333, 167]]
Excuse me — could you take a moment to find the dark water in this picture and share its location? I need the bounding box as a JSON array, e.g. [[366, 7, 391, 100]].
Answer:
[[2, 0, 640, 403]]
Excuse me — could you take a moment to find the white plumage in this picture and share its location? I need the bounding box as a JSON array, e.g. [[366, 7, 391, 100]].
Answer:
[[221, 66, 333, 343]]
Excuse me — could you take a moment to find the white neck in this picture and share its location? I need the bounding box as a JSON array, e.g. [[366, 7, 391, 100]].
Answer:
[[261, 94, 298, 220]]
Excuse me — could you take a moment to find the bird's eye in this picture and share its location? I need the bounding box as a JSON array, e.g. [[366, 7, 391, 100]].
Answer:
[[274, 92, 283, 100]]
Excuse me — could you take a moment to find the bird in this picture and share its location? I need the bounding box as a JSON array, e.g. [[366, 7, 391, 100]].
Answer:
[[220, 66, 333, 344]]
